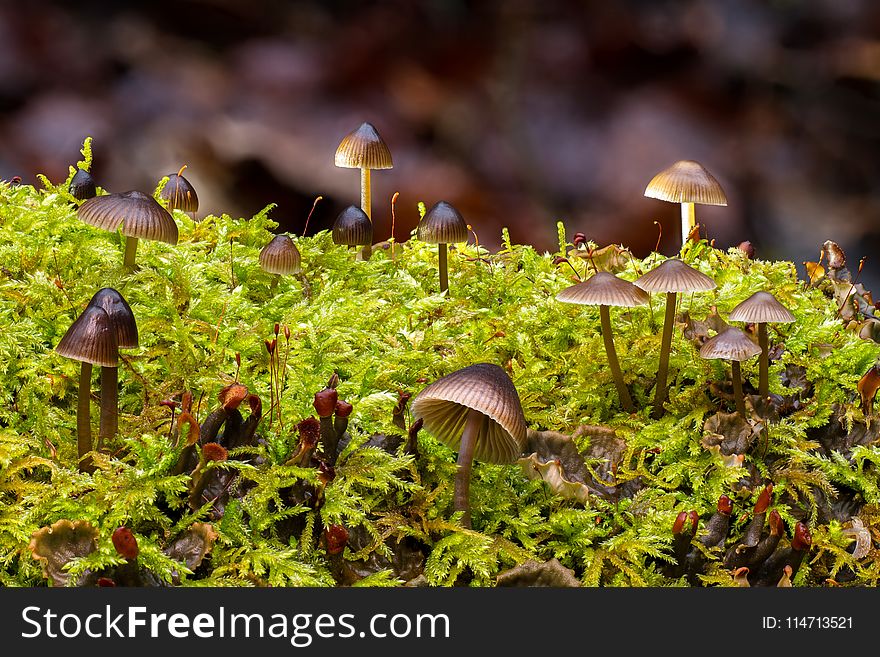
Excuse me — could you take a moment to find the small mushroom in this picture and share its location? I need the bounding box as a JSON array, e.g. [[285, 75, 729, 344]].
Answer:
[[55, 304, 118, 471], [699, 327, 762, 416], [69, 167, 97, 201], [159, 165, 199, 219], [259, 234, 301, 290], [634, 259, 716, 418], [556, 272, 648, 412], [644, 160, 727, 248], [334, 122, 393, 223], [332, 205, 373, 260], [728, 292, 795, 398], [411, 363, 527, 528], [416, 201, 469, 295], [78, 190, 178, 269]]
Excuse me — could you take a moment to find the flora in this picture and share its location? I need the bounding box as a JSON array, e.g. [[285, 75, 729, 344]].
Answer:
[[0, 146, 877, 588]]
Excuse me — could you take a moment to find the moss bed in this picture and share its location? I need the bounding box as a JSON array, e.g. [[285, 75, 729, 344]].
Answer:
[[1, 151, 878, 588]]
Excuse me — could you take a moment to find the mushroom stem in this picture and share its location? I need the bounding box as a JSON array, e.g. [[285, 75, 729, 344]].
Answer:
[[599, 304, 634, 412], [731, 361, 746, 416], [757, 322, 769, 397], [270, 274, 279, 292], [454, 408, 484, 529], [438, 243, 449, 293], [360, 167, 371, 219], [123, 236, 138, 269], [652, 291, 678, 419], [98, 366, 118, 450], [680, 202, 695, 248], [77, 362, 93, 472]]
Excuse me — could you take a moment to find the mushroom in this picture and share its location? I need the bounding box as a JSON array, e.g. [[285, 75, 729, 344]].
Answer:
[[556, 272, 648, 412], [334, 122, 393, 223], [332, 205, 373, 260], [55, 305, 118, 471], [416, 201, 469, 294], [727, 292, 795, 398], [86, 288, 138, 448], [699, 327, 762, 416], [69, 168, 96, 201], [635, 259, 716, 418], [78, 191, 178, 269], [159, 165, 199, 219], [259, 234, 302, 290], [411, 363, 527, 528], [644, 160, 727, 248]]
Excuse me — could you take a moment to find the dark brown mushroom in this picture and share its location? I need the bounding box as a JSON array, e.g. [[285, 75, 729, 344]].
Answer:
[[699, 327, 762, 416], [416, 201, 469, 294], [159, 165, 199, 219], [259, 234, 302, 290], [334, 122, 393, 223], [69, 168, 96, 201], [728, 292, 795, 398], [332, 205, 373, 260]]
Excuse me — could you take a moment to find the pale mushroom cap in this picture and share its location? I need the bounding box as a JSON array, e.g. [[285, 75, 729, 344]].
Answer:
[[634, 259, 716, 294], [78, 191, 178, 245], [87, 288, 138, 349], [160, 173, 199, 213], [728, 291, 796, 324], [411, 363, 528, 464], [259, 235, 302, 275], [556, 271, 649, 307], [416, 201, 469, 244], [699, 327, 762, 362], [334, 122, 393, 169], [56, 305, 119, 367], [332, 205, 373, 246], [644, 160, 728, 206]]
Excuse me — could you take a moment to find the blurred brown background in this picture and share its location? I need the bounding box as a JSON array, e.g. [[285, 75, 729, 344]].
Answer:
[[3, 0, 880, 285]]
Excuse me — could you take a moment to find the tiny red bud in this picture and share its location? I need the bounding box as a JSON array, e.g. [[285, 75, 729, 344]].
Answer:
[[324, 525, 348, 555], [283, 325, 291, 340], [754, 484, 773, 514], [111, 527, 139, 560], [768, 510, 783, 535], [247, 394, 262, 416], [737, 241, 755, 259], [97, 577, 116, 587], [274, 322, 280, 336], [265, 338, 276, 355], [673, 511, 688, 534], [313, 388, 338, 417], [688, 510, 699, 533], [202, 442, 228, 462], [717, 495, 733, 515], [219, 383, 249, 410], [235, 352, 241, 367], [334, 400, 353, 418], [792, 523, 812, 551], [327, 373, 339, 389], [297, 417, 320, 447], [318, 462, 336, 486]]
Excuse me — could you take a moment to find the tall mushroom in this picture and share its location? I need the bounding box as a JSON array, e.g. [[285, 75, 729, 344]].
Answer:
[[556, 272, 648, 412], [728, 292, 795, 398], [411, 363, 527, 529], [78, 191, 178, 269], [334, 122, 393, 223], [644, 160, 727, 248], [635, 259, 716, 419], [699, 327, 762, 416], [86, 288, 138, 448], [55, 305, 118, 471], [159, 165, 199, 220], [416, 201, 468, 294], [332, 205, 373, 260], [259, 234, 302, 290]]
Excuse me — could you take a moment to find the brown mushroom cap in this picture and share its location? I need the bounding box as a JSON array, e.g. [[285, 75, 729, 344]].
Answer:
[[644, 160, 728, 206], [334, 122, 393, 170], [416, 201, 469, 244], [699, 327, 762, 362], [56, 305, 119, 367], [728, 291, 795, 324], [160, 172, 199, 213], [259, 235, 302, 275], [332, 205, 373, 246], [87, 288, 138, 349], [78, 191, 178, 245], [411, 363, 527, 464], [634, 258, 716, 294], [556, 271, 649, 307]]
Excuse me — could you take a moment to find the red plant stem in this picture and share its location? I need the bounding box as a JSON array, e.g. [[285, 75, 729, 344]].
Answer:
[[454, 409, 484, 529]]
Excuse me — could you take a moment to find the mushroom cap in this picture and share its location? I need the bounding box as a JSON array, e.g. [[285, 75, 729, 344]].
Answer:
[[556, 271, 649, 308], [69, 168, 96, 201], [56, 305, 119, 367], [259, 234, 302, 275], [78, 191, 178, 245], [332, 205, 373, 246], [728, 291, 795, 324], [334, 122, 393, 170], [416, 201, 469, 244], [634, 258, 716, 294], [86, 288, 138, 349], [644, 160, 728, 206], [160, 172, 199, 213], [411, 363, 527, 464], [699, 327, 762, 362]]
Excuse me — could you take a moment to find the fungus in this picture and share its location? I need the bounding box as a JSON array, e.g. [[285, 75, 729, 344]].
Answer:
[[634, 259, 716, 418], [69, 167, 96, 201], [159, 165, 199, 219], [416, 201, 469, 294], [259, 234, 302, 290], [556, 271, 648, 412], [332, 205, 373, 260], [644, 160, 727, 248], [334, 122, 393, 222], [55, 304, 118, 471], [699, 327, 762, 416], [411, 363, 527, 528], [314, 386, 339, 463], [728, 292, 795, 398], [77, 190, 178, 269]]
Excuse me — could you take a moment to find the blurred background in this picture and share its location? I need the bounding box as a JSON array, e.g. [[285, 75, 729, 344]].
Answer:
[[2, 0, 880, 285]]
